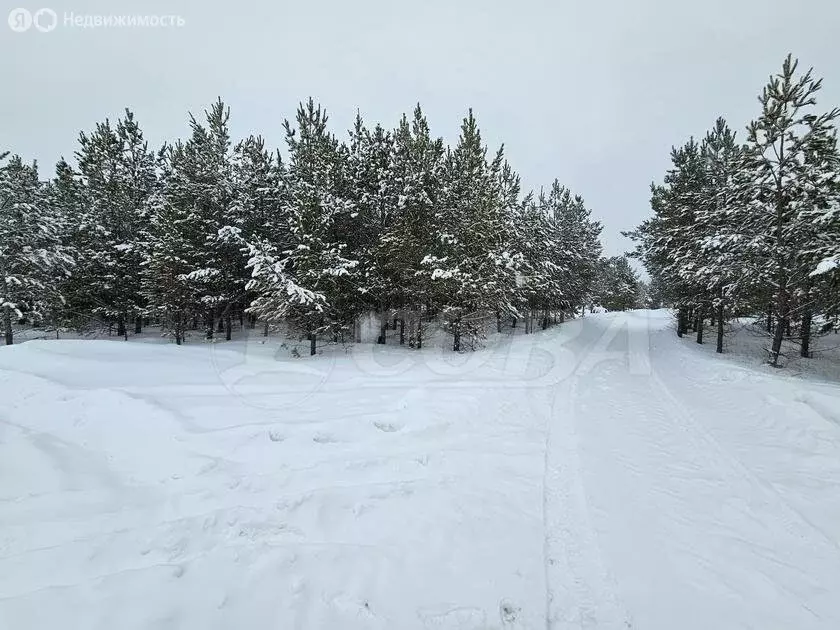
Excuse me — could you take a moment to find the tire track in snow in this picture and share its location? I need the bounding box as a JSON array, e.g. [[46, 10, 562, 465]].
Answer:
[[542, 315, 632, 630], [648, 369, 840, 555], [567, 313, 840, 629]]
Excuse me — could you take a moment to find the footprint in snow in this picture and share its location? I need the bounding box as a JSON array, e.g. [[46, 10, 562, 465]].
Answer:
[[373, 420, 401, 433], [312, 432, 340, 444], [499, 599, 521, 627]]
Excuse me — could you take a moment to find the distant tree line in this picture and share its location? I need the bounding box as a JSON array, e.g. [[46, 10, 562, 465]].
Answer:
[[627, 55, 840, 364], [0, 100, 625, 352]]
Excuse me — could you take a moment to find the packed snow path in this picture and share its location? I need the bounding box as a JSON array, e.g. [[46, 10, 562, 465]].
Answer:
[[2, 311, 840, 629]]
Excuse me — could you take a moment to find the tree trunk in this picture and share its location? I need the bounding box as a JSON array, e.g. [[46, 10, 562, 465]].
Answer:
[[225, 312, 232, 341], [676, 309, 684, 338], [770, 312, 787, 366], [417, 321, 422, 349], [511, 317, 516, 328], [766, 302, 773, 333], [249, 314, 257, 329], [378, 305, 387, 344], [770, 268, 788, 366], [400, 318, 405, 345], [453, 324, 461, 352], [559, 311, 565, 323], [206, 309, 215, 340], [263, 321, 269, 337], [716, 289, 724, 354], [801, 311, 812, 358], [216, 314, 224, 333], [696, 306, 703, 344], [3, 306, 13, 345], [117, 315, 126, 339], [134, 315, 142, 334], [770, 137, 787, 366], [801, 283, 813, 358], [496, 312, 502, 333], [310, 333, 316, 356]]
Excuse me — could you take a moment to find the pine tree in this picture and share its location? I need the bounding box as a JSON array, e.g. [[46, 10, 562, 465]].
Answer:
[[143, 164, 197, 345], [627, 139, 705, 336], [596, 256, 641, 311], [145, 99, 241, 342], [428, 110, 515, 350], [630, 55, 840, 365], [375, 105, 446, 347], [512, 192, 558, 332], [75, 110, 155, 337], [345, 114, 398, 342], [0, 155, 73, 344], [741, 55, 840, 364], [693, 118, 746, 352], [246, 99, 357, 355], [545, 182, 603, 318], [232, 134, 286, 329], [47, 158, 88, 330]]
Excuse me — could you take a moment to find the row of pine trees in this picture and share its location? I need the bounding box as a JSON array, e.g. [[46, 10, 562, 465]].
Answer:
[[1, 101, 617, 352], [628, 55, 840, 365]]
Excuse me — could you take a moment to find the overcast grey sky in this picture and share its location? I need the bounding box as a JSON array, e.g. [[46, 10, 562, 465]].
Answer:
[[2, 0, 839, 256]]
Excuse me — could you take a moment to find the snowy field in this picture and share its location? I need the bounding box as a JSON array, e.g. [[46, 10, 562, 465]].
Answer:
[[2, 310, 840, 629]]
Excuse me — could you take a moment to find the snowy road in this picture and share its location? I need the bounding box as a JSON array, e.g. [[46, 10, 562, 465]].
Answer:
[[549, 312, 840, 629], [2, 311, 840, 629]]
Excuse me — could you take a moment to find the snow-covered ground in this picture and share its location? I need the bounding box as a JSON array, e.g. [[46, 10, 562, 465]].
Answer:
[[691, 316, 840, 383], [2, 310, 840, 629]]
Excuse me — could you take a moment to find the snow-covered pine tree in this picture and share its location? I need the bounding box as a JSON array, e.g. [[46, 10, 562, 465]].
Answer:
[[0, 154, 73, 344], [803, 176, 840, 346], [693, 118, 747, 352], [511, 191, 558, 332], [627, 139, 705, 337], [142, 161, 197, 345], [246, 99, 356, 355], [741, 55, 840, 364], [494, 160, 526, 331], [47, 158, 88, 331], [74, 110, 156, 338], [145, 100, 243, 342], [376, 105, 446, 348], [428, 110, 515, 350], [545, 182, 603, 319], [231, 134, 286, 329], [790, 97, 840, 357], [596, 256, 641, 311], [345, 114, 398, 343]]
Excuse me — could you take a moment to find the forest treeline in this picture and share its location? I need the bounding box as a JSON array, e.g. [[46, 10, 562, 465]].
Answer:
[[1, 102, 641, 351], [629, 55, 840, 365]]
